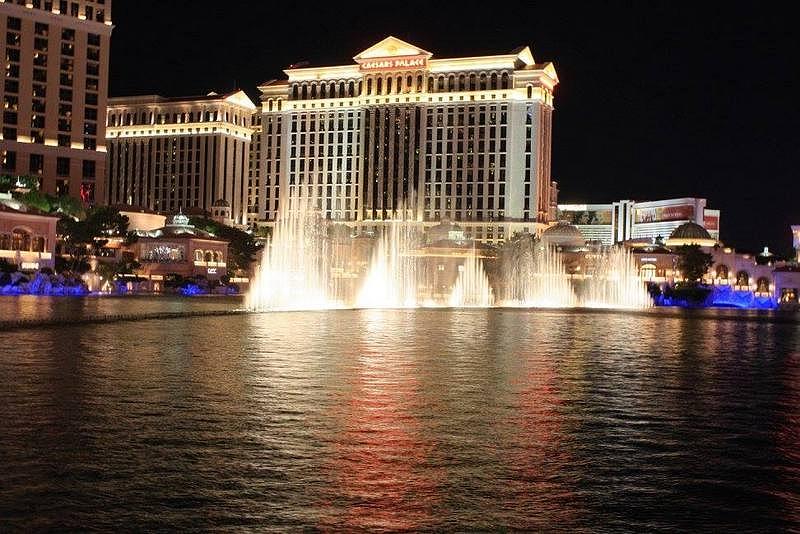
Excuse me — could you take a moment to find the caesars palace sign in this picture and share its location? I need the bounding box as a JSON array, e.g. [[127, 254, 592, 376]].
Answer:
[[358, 56, 428, 71]]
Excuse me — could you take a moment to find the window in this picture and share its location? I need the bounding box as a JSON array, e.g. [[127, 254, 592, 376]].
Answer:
[[57, 157, 70, 176], [1, 150, 16, 171], [82, 160, 96, 179], [30, 154, 45, 174]]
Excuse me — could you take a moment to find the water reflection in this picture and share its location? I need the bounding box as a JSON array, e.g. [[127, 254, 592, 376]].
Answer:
[[1, 307, 799, 530]]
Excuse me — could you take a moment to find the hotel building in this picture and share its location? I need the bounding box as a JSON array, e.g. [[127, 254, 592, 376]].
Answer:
[[105, 90, 256, 225], [0, 0, 112, 204], [253, 36, 559, 242], [557, 197, 721, 245]]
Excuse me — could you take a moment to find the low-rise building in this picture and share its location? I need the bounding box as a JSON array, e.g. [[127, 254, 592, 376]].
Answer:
[[0, 192, 58, 271]]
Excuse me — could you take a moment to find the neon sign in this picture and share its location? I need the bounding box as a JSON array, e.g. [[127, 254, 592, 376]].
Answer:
[[358, 56, 427, 71]]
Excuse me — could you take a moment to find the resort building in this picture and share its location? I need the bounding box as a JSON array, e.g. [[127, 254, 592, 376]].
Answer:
[[0, 0, 112, 205], [557, 197, 720, 245], [104, 90, 256, 226], [0, 191, 57, 270], [252, 36, 559, 243]]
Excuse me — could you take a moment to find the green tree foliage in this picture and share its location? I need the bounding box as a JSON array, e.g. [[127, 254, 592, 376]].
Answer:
[[675, 244, 714, 285], [58, 207, 130, 271], [189, 217, 262, 273], [0, 174, 40, 193]]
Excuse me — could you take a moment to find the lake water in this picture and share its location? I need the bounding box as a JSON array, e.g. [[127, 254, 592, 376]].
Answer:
[[1, 297, 799, 530]]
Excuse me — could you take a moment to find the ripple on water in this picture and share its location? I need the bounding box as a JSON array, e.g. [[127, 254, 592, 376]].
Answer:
[[0, 304, 799, 530]]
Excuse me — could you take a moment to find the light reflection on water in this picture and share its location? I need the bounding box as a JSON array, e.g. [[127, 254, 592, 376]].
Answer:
[[0, 302, 799, 530]]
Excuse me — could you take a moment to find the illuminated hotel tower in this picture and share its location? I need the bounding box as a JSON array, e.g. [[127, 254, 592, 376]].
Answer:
[[105, 90, 256, 224], [0, 0, 112, 205], [253, 36, 559, 242]]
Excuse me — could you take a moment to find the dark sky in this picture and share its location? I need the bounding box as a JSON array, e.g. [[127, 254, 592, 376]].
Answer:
[[110, 1, 798, 254]]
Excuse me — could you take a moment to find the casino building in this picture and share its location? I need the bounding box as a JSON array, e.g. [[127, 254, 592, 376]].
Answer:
[[253, 36, 559, 243], [557, 197, 721, 245], [105, 90, 256, 225], [0, 0, 112, 205]]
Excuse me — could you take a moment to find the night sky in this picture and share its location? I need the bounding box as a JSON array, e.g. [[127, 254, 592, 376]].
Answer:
[[110, 1, 798, 254]]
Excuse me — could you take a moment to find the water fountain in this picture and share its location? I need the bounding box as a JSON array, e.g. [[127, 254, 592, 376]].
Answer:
[[579, 246, 653, 309], [449, 253, 494, 307], [500, 236, 577, 307], [355, 216, 422, 309], [247, 197, 652, 311], [246, 196, 342, 311]]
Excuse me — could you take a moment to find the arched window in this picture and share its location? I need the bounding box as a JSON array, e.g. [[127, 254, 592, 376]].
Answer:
[[205, 251, 213, 262], [469, 73, 477, 90], [301, 84, 308, 100], [357, 80, 362, 96], [386, 76, 393, 94], [320, 84, 326, 98], [32, 236, 45, 252], [329, 81, 336, 97], [406, 75, 413, 92], [501, 72, 510, 89], [736, 270, 750, 287], [756, 277, 771, 293], [527, 85, 533, 99], [416, 75, 423, 92], [213, 251, 221, 262], [437, 75, 445, 91], [715, 264, 729, 279], [491, 72, 498, 89], [195, 249, 204, 262], [427, 76, 434, 92], [339, 81, 345, 96], [11, 229, 31, 251], [291, 84, 299, 99], [348, 81, 355, 96], [268, 99, 273, 112], [376, 77, 383, 95], [310, 84, 317, 98], [458, 74, 466, 91], [366, 78, 373, 95], [479, 72, 487, 90], [448, 74, 455, 91]]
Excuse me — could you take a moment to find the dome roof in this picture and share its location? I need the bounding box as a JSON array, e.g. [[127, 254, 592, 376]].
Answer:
[[212, 198, 231, 208], [541, 221, 585, 248], [669, 222, 711, 240]]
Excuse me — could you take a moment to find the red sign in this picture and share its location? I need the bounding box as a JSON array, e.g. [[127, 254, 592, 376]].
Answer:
[[703, 214, 719, 231], [635, 205, 695, 224], [358, 56, 427, 71]]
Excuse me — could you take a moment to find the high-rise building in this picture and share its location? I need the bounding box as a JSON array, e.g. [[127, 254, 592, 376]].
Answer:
[[104, 90, 256, 224], [252, 36, 559, 243], [0, 0, 112, 204]]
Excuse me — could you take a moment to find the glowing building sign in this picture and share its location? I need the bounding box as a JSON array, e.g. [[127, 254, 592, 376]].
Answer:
[[358, 56, 427, 71]]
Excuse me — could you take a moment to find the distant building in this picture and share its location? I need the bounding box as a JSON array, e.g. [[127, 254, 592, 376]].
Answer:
[[0, 0, 113, 205], [253, 36, 559, 243], [132, 212, 229, 284], [0, 192, 58, 271], [104, 90, 256, 225], [557, 197, 720, 245]]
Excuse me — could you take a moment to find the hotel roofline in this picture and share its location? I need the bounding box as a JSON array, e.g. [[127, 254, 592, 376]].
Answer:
[[108, 90, 256, 111], [257, 36, 558, 91]]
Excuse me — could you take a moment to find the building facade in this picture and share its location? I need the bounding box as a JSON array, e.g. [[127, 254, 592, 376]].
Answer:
[[105, 90, 256, 225], [0, 191, 58, 270], [0, 0, 112, 204], [252, 36, 559, 243], [558, 197, 721, 245]]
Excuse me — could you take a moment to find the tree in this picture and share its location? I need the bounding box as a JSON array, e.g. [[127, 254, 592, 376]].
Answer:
[[189, 217, 263, 273], [58, 206, 130, 271], [675, 244, 714, 286]]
